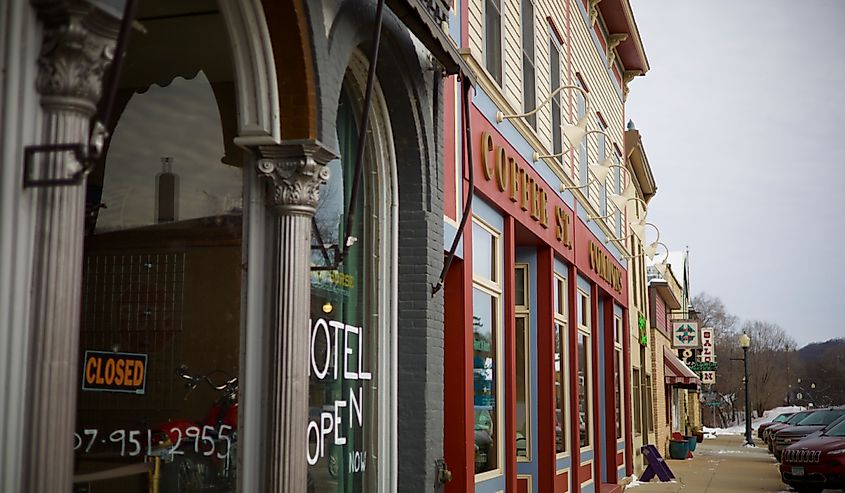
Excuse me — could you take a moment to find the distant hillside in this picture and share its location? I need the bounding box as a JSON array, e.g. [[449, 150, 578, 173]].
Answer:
[[798, 338, 845, 361]]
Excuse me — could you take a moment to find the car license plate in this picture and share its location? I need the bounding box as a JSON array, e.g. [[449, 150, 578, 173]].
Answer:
[[792, 466, 804, 477]]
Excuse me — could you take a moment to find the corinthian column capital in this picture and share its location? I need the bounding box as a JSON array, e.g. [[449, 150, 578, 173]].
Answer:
[[33, 0, 120, 114], [256, 140, 338, 215]]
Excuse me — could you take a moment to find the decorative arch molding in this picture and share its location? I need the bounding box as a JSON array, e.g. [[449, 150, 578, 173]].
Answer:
[[219, 0, 281, 145]]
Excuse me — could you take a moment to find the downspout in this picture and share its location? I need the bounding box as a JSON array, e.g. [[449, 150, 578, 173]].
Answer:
[[432, 74, 472, 295]]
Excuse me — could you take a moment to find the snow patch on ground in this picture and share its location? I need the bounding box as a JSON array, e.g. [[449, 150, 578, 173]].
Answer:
[[624, 474, 676, 489], [702, 406, 805, 437]]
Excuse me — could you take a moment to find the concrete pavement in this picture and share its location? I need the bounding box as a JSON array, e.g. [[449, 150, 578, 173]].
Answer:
[[624, 436, 792, 493]]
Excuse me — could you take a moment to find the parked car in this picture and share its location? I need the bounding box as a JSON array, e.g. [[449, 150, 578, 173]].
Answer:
[[773, 408, 845, 461], [780, 415, 845, 493], [766, 410, 815, 452], [758, 412, 794, 439]]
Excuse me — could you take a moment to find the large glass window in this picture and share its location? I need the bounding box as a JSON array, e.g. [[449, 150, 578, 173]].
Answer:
[[515, 265, 530, 459], [307, 74, 386, 491], [76, 4, 243, 492], [472, 218, 502, 476], [576, 289, 591, 449], [614, 316, 623, 440], [554, 274, 569, 454], [485, 0, 503, 85]]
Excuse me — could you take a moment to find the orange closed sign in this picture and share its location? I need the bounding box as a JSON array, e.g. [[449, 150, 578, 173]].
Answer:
[[82, 351, 147, 394]]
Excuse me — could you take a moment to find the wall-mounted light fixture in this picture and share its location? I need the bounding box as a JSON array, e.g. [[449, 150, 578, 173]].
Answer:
[[497, 84, 590, 149]]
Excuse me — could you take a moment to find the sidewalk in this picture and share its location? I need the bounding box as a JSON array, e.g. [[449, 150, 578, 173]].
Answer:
[[625, 436, 790, 493]]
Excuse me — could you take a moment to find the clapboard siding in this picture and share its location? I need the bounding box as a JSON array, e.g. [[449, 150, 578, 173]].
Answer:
[[464, 0, 628, 234]]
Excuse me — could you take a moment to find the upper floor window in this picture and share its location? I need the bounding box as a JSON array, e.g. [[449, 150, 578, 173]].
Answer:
[[549, 37, 562, 155], [485, 0, 503, 85], [521, 0, 536, 127]]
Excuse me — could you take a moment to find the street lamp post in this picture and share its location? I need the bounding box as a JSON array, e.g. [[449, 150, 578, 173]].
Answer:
[[739, 333, 753, 446]]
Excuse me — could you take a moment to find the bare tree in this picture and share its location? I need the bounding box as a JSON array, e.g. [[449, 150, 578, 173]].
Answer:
[[692, 293, 742, 425], [742, 320, 796, 416]]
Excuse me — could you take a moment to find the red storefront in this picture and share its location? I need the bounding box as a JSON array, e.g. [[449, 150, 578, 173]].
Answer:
[[442, 85, 633, 493]]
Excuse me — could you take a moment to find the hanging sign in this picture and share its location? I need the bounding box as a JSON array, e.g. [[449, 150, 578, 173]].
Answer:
[[671, 321, 699, 348], [698, 326, 715, 362], [638, 313, 648, 346], [701, 371, 716, 384], [82, 350, 147, 394]]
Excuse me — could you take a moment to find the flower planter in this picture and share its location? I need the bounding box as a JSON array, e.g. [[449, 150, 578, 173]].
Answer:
[[668, 439, 690, 459], [685, 435, 697, 452]]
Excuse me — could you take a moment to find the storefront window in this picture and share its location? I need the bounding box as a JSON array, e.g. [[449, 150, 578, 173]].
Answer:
[[576, 290, 591, 449], [614, 315, 623, 440], [76, 4, 243, 492], [307, 84, 379, 492], [472, 217, 502, 476], [515, 265, 529, 460], [473, 287, 500, 473], [554, 274, 568, 454]]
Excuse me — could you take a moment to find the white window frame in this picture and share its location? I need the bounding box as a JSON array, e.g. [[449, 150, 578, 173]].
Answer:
[[576, 289, 592, 451], [472, 216, 504, 482], [554, 273, 570, 460]]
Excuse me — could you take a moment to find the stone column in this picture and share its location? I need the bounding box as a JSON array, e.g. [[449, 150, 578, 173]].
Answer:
[[256, 141, 334, 492], [22, 2, 118, 492]]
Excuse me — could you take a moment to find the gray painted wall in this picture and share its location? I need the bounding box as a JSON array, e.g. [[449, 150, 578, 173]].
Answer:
[[0, 2, 41, 492]]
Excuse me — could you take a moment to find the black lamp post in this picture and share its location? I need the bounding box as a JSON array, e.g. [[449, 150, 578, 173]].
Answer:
[[739, 333, 753, 446]]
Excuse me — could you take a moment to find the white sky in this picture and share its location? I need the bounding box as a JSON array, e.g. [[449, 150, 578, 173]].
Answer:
[[626, 0, 845, 346]]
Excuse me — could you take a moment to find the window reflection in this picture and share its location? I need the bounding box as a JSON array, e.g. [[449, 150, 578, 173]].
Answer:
[[76, 6, 243, 492], [473, 287, 498, 473]]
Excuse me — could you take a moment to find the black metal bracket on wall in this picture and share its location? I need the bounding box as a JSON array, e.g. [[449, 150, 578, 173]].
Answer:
[[22, 0, 138, 189], [22, 143, 91, 188]]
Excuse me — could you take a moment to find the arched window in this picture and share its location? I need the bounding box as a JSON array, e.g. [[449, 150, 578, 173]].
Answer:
[[306, 56, 397, 492], [76, 2, 243, 491]]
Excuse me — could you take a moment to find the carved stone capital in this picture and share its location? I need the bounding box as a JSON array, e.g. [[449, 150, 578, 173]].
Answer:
[[256, 140, 338, 215], [33, 0, 120, 115]]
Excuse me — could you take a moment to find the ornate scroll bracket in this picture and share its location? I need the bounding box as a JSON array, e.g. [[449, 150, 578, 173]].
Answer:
[[589, 0, 603, 25], [606, 33, 628, 68], [622, 69, 643, 101], [256, 140, 338, 215]]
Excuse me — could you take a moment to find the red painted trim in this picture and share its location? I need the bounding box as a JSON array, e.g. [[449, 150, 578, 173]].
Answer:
[[568, 266, 581, 493], [505, 217, 517, 493], [596, 111, 607, 128], [571, 216, 628, 305], [444, 77, 457, 222], [616, 451, 624, 466], [469, 109, 576, 265], [579, 463, 592, 479], [555, 470, 570, 492], [590, 284, 601, 485], [575, 72, 590, 93], [623, 307, 633, 476], [443, 182, 474, 492], [537, 247, 556, 493], [547, 16, 565, 46]]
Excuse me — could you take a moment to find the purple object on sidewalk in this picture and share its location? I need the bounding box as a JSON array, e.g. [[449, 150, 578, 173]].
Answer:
[[640, 444, 676, 482]]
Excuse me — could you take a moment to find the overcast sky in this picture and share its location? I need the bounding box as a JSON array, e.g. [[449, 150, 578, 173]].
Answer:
[[626, 0, 845, 347]]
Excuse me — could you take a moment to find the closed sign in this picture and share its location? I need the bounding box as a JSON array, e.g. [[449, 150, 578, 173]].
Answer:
[[82, 351, 147, 394]]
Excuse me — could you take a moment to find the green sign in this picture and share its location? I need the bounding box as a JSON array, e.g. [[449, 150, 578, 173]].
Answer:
[[688, 361, 718, 372], [638, 313, 648, 346]]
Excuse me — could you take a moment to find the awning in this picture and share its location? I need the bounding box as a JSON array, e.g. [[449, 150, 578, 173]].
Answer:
[[385, 0, 477, 85], [663, 347, 700, 389]]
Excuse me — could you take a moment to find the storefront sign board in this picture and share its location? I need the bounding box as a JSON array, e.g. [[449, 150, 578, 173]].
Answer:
[[81, 350, 147, 394], [671, 321, 699, 348]]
